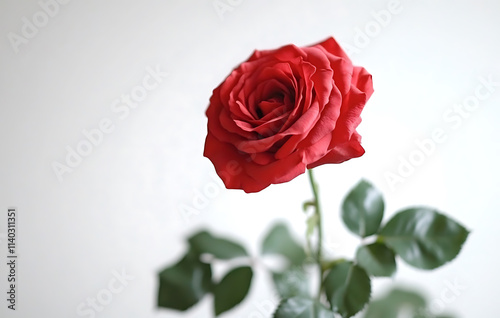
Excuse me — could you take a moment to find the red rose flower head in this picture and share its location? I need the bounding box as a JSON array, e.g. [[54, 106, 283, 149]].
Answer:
[[204, 37, 374, 193]]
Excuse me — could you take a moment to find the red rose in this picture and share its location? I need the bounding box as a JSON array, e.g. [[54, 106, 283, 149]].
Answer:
[[204, 37, 374, 193]]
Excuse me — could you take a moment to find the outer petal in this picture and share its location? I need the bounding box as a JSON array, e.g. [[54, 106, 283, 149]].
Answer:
[[307, 132, 365, 168], [204, 133, 269, 193], [314, 37, 352, 61], [331, 67, 373, 144], [204, 133, 308, 193], [351, 66, 374, 99]]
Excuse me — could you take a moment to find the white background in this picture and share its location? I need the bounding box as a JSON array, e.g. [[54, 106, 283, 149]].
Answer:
[[1, 0, 499, 317]]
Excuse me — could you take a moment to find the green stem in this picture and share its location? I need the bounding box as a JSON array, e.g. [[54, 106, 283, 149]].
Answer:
[[307, 169, 324, 299]]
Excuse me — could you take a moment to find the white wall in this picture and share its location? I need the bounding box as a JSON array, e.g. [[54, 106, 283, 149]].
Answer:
[[1, 0, 499, 317]]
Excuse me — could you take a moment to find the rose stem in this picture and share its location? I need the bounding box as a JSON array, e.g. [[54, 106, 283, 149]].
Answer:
[[307, 168, 324, 300]]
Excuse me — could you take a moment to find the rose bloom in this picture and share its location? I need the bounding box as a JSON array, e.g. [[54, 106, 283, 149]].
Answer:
[[204, 37, 374, 193]]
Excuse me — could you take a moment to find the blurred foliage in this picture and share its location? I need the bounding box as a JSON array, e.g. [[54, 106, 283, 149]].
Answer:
[[157, 180, 468, 317]]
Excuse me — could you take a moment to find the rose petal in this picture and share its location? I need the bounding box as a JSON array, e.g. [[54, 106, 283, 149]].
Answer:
[[236, 101, 320, 153], [314, 37, 351, 61], [352, 66, 374, 99], [204, 134, 269, 193], [307, 132, 365, 168], [246, 150, 307, 185]]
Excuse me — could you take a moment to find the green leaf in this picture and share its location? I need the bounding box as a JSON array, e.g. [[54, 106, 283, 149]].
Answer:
[[262, 223, 306, 266], [323, 260, 371, 317], [188, 230, 248, 260], [157, 250, 212, 311], [273, 296, 335, 318], [306, 214, 319, 238], [272, 267, 310, 298], [363, 287, 458, 318], [356, 243, 396, 277], [362, 288, 427, 318], [342, 180, 385, 237], [214, 266, 253, 316], [379, 207, 469, 269]]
